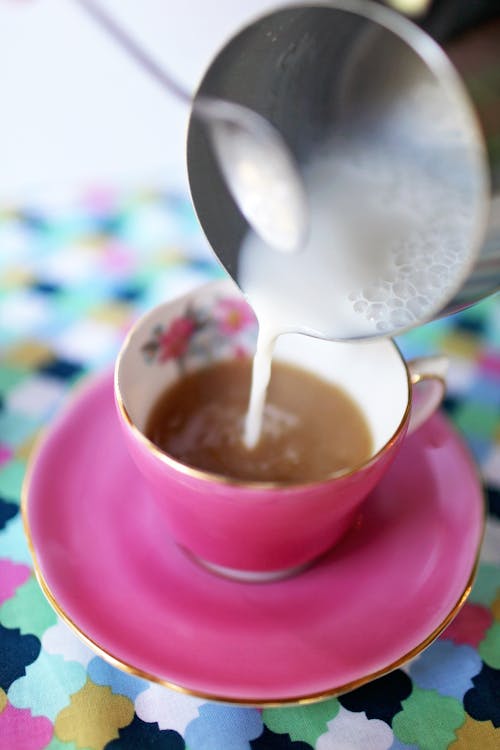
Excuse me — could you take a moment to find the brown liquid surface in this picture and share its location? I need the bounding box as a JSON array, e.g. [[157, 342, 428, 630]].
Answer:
[[145, 359, 373, 482]]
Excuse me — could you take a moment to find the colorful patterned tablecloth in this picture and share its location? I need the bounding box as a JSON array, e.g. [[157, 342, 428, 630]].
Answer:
[[0, 187, 498, 750]]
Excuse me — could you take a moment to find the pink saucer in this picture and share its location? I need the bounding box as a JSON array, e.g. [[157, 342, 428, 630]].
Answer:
[[23, 372, 484, 705]]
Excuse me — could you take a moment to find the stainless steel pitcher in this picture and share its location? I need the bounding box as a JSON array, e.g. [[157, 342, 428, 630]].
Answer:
[[187, 0, 499, 338]]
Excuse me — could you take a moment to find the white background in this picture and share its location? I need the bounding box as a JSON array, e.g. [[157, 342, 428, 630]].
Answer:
[[0, 0, 277, 199]]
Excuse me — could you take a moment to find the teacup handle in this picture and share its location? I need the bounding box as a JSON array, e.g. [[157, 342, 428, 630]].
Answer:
[[407, 355, 448, 434]]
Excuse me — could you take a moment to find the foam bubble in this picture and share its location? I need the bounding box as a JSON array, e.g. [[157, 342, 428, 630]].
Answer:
[[393, 281, 417, 298], [353, 300, 368, 313], [431, 264, 448, 276], [397, 265, 413, 277], [390, 308, 414, 327], [364, 285, 389, 302], [407, 296, 428, 316], [366, 303, 386, 321], [387, 297, 404, 308], [376, 320, 392, 332]]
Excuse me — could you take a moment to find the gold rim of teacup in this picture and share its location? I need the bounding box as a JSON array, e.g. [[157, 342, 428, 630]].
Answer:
[[114, 292, 414, 490]]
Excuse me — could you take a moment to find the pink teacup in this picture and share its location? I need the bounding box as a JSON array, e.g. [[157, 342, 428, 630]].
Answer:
[[115, 279, 447, 581]]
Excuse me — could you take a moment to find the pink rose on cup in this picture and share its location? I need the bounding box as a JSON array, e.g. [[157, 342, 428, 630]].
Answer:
[[158, 316, 196, 362], [141, 295, 257, 366], [214, 298, 255, 335]]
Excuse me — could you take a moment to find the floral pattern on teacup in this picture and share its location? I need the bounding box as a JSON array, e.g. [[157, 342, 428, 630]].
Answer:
[[141, 296, 258, 370]]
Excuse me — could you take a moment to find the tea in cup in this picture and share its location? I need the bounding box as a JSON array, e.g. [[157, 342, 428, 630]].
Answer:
[[115, 280, 446, 580]]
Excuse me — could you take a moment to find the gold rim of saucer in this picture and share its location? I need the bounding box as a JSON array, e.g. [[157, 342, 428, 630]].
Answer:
[[21, 388, 486, 707]]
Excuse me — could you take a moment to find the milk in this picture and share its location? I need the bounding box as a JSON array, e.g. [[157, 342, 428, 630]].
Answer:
[[243, 322, 277, 448], [240, 85, 484, 448]]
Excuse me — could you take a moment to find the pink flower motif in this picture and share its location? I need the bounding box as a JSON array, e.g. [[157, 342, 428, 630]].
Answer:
[[158, 317, 196, 362], [0, 561, 31, 606], [0, 704, 53, 750], [102, 241, 135, 274], [0, 445, 12, 467], [214, 298, 255, 335], [82, 185, 116, 214], [441, 602, 494, 648], [479, 351, 500, 376]]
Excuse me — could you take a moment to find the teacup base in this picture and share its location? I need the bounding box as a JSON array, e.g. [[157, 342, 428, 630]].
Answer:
[[183, 547, 313, 582]]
